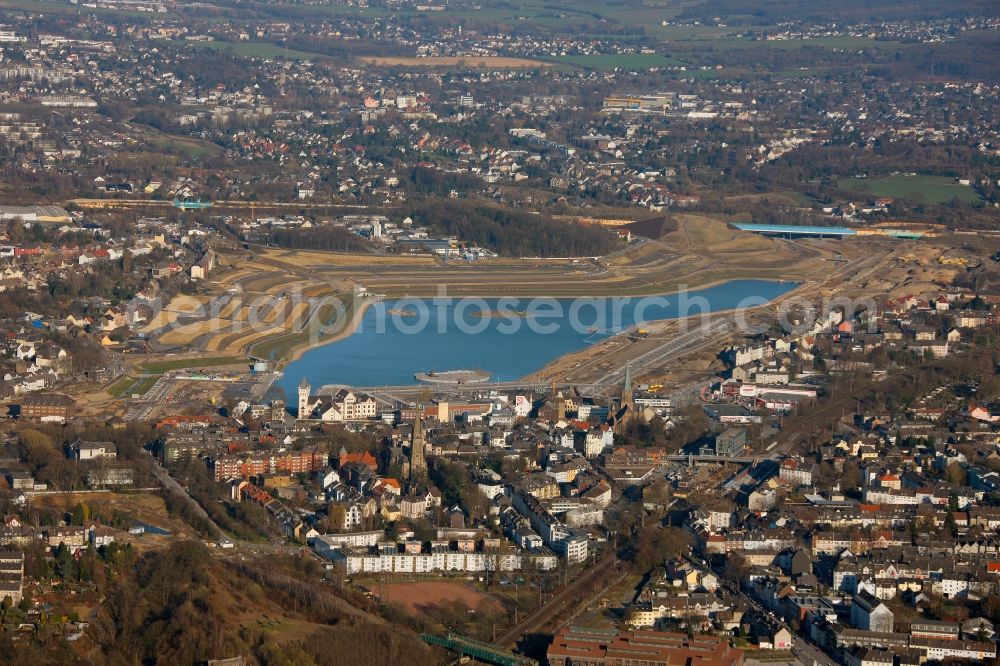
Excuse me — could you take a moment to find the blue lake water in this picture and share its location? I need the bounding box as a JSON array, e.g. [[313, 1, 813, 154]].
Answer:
[[277, 279, 797, 392]]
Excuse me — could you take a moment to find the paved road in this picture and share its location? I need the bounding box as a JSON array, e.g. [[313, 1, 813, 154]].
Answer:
[[588, 318, 734, 395], [793, 636, 838, 666], [123, 375, 173, 421], [150, 460, 222, 534]]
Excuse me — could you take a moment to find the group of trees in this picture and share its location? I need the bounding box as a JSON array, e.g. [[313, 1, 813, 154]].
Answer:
[[12, 424, 157, 495], [258, 225, 371, 253], [428, 458, 490, 521], [406, 199, 620, 258]]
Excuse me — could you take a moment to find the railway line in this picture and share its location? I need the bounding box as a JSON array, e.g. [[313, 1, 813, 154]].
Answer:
[[495, 556, 624, 648]]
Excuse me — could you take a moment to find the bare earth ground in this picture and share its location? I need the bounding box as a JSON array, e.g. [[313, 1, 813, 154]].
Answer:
[[163, 217, 739, 358], [377, 581, 501, 615], [131, 216, 978, 392]]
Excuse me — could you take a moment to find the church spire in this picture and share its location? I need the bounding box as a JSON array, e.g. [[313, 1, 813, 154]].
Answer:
[[409, 408, 427, 478], [615, 362, 636, 435]]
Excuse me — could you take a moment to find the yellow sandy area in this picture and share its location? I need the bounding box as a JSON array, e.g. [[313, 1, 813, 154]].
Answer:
[[209, 326, 283, 352], [158, 320, 223, 346], [140, 294, 210, 333], [218, 298, 241, 319], [259, 247, 437, 267], [262, 301, 289, 325], [303, 284, 337, 298]]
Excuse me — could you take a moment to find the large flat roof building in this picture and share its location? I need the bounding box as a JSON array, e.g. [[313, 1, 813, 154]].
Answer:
[[547, 626, 745, 666], [0, 205, 71, 224]]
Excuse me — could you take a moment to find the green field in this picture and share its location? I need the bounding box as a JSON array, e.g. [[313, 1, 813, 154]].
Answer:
[[132, 125, 222, 158], [129, 375, 161, 396], [107, 376, 138, 398], [0, 0, 169, 18], [837, 175, 981, 205], [107, 374, 161, 398], [140, 356, 246, 373], [551, 53, 684, 70], [146, 138, 218, 158]]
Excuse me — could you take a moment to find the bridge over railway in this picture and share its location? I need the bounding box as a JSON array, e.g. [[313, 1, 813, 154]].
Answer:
[[420, 633, 537, 666]]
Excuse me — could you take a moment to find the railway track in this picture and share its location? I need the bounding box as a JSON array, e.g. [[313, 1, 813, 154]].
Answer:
[[495, 556, 623, 647]]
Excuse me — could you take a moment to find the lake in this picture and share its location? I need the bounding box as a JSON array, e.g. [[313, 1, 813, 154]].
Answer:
[[277, 279, 797, 392]]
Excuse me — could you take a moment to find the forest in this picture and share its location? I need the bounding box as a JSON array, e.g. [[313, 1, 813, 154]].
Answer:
[[406, 199, 621, 258], [254, 226, 371, 253]]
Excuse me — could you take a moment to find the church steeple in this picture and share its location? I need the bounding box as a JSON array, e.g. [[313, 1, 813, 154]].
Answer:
[[621, 362, 634, 407], [409, 409, 427, 478], [615, 362, 636, 434]]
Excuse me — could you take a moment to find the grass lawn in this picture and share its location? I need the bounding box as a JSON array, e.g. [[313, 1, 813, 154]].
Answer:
[[107, 376, 137, 398], [131, 124, 221, 158], [837, 175, 981, 205], [107, 374, 162, 397], [140, 356, 246, 373], [129, 375, 161, 396], [551, 53, 684, 70], [145, 136, 220, 158]]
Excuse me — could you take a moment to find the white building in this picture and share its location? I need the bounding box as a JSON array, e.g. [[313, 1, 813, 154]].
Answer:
[[73, 440, 117, 461], [320, 543, 558, 575]]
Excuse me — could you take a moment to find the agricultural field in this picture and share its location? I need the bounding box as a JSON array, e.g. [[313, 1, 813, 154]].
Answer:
[[837, 175, 982, 204], [358, 56, 550, 68]]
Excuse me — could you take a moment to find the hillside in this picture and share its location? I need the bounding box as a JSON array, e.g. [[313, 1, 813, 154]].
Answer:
[[83, 541, 441, 666]]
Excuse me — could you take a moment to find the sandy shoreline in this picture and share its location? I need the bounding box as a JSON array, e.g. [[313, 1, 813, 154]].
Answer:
[[278, 297, 378, 366], [517, 278, 812, 384]]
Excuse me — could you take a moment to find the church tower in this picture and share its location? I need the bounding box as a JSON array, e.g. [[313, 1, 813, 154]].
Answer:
[[614, 362, 636, 434], [621, 362, 634, 412], [297, 377, 311, 420], [409, 410, 427, 478]]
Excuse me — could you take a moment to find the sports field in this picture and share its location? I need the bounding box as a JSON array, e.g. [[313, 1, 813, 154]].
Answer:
[[837, 175, 981, 204]]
